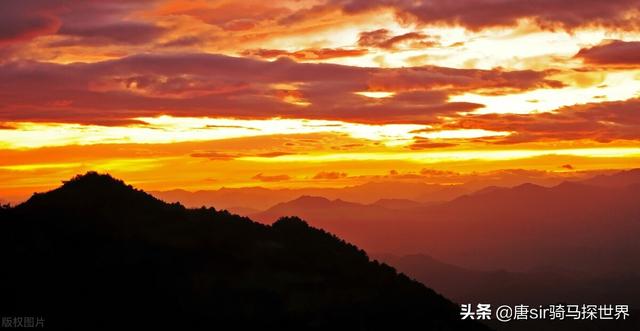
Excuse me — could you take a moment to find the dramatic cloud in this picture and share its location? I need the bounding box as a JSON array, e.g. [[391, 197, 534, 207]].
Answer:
[[0, 1, 165, 46], [446, 98, 640, 143], [336, 0, 640, 30], [0, 1, 63, 44], [576, 40, 640, 66], [57, 22, 165, 45], [160, 1, 289, 30], [0, 53, 562, 124], [358, 29, 437, 50], [2, 0, 640, 199], [241, 48, 368, 60], [367, 66, 564, 94]]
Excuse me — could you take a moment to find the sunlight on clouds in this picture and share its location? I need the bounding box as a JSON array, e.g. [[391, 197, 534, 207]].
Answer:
[[355, 91, 395, 98], [420, 129, 511, 139], [3, 0, 640, 201], [318, 21, 639, 70], [427, 25, 610, 70], [0, 162, 84, 171], [452, 70, 640, 114], [92, 158, 167, 172], [0, 116, 509, 149], [239, 147, 640, 164]]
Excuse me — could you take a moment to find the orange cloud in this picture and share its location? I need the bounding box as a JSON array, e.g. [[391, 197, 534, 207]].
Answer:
[[358, 29, 438, 50], [313, 171, 348, 180], [242, 48, 368, 60], [158, 0, 290, 30], [0, 53, 563, 125], [334, 0, 640, 31], [252, 173, 291, 182], [2, 0, 640, 202], [445, 98, 640, 144], [190, 152, 239, 161], [191, 151, 298, 160], [0, 1, 166, 47], [408, 138, 457, 150], [0, 2, 62, 44], [576, 40, 640, 66], [367, 66, 564, 94]]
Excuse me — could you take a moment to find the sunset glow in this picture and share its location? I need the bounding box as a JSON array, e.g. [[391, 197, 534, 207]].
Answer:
[[2, 0, 640, 202]]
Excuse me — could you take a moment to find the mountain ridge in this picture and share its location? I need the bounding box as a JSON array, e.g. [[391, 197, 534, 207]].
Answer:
[[250, 170, 640, 274], [0, 172, 488, 330]]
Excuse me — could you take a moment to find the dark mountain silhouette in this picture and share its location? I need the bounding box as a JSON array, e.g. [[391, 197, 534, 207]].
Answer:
[[223, 205, 261, 216], [0, 172, 489, 330], [377, 254, 640, 306], [251, 196, 432, 253], [153, 186, 294, 210], [377, 254, 640, 331]]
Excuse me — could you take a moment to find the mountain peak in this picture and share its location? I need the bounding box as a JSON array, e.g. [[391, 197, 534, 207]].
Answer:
[[62, 171, 128, 189], [2, 173, 489, 330], [554, 181, 589, 190], [21, 171, 168, 211], [469, 185, 505, 196], [290, 195, 332, 205], [512, 182, 546, 191], [272, 216, 310, 229]]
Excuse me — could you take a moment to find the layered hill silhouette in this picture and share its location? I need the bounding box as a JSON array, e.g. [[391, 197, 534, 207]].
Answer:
[[580, 168, 640, 188], [151, 181, 460, 212], [370, 198, 425, 210], [0, 172, 489, 330], [250, 170, 640, 331], [253, 170, 640, 275], [149, 169, 597, 214], [255, 196, 403, 223], [377, 253, 640, 307], [377, 254, 640, 331]]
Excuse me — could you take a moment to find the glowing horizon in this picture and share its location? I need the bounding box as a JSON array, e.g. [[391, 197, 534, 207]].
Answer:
[[1, 0, 640, 199]]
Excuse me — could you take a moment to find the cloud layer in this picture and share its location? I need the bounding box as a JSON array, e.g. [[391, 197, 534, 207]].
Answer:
[[1, 0, 639, 154], [0, 53, 565, 125]]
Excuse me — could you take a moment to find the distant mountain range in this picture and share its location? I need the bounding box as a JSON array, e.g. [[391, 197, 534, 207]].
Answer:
[[150, 169, 610, 213], [0, 172, 488, 330], [581, 168, 640, 187], [370, 198, 426, 210], [152, 181, 464, 212], [252, 169, 640, 275]]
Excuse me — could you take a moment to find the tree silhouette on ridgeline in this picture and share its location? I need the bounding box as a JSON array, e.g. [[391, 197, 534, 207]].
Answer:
[[0, 172, 489, 330]]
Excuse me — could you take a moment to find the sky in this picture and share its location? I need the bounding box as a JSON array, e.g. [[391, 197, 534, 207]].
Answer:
[[1, 0, 640, 201]]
